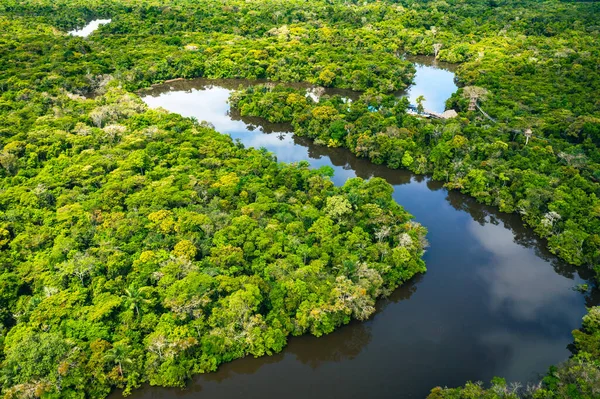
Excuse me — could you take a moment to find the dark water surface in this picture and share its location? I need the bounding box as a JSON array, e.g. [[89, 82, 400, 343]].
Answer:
[[131, 64, 598, 398]]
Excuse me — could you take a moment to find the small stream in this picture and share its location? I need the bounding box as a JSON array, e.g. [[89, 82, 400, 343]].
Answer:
[[127, 61, 598, 399]]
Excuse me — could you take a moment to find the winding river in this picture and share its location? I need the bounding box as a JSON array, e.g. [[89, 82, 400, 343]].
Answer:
[[128, 61, 599, 398]]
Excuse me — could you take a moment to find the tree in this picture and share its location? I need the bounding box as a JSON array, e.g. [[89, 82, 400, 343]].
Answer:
[[172, 240, 197, 260], [104, 343, 133, 378], [402, 151, 414, 168], [122, 285, 152, 318], [462, 86, 489, 102], [433, 43, 442, 58], [318, 68, 336, 87], [324, 195, 352, 221], [59, 252, 98, 286], [415, 95, 426, 114]]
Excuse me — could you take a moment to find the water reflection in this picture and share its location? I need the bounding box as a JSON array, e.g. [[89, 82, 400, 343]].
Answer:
[[68, 19, 111, 37], [141, 58, 457, 116], [404, 56, 458, 113], [134, 64, 598, 399], [472, 219, 582, 322]]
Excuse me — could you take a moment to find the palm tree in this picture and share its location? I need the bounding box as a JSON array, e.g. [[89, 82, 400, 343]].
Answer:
[[104, 343, 133, 378], [122, 285, 152, 318]]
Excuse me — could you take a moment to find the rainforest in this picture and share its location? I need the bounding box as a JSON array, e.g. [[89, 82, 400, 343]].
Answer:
[[0, 0, 599, 398]]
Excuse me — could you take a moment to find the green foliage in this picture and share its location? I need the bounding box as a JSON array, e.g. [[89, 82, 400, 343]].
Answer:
[[428, 304, 600, 398], [0, 12, 427, 393], [428, 357, 600, 399], [230, 68, 600, 268], [0, 0, 599, 397]]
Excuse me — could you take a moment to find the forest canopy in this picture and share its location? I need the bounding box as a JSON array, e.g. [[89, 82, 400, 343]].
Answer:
[[0, 0, 599, 398], [0, 2, 431, 397]]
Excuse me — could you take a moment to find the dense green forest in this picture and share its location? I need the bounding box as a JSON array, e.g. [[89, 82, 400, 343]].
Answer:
[[0, 0, 599, 397], [0, 2, 430, 397]]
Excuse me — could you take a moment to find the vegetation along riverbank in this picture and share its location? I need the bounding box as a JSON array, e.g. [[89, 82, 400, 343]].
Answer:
[[0, 0, 599, 398]]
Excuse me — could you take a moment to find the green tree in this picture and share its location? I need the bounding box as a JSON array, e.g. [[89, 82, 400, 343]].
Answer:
[[122, 285, 153, 318], [104, 342, 133, 378], [415, 95, 426, 114]]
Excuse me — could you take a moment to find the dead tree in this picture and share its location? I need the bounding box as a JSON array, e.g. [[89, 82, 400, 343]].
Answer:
[[433, 43, 442, 58], [524, 128, 532, 145]]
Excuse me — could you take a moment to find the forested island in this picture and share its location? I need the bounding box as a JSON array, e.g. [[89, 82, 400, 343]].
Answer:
[[0, 0, 599, 398]]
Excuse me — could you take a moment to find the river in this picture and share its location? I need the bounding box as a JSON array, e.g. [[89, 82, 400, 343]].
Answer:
[[130, 61, 598, 398]]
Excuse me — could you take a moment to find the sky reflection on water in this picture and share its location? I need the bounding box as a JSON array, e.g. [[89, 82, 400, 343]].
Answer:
[[133, 64, 595, 399]]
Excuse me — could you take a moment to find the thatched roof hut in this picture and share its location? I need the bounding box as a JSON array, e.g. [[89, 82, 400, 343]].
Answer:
[[440, 109, 458, 119]]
